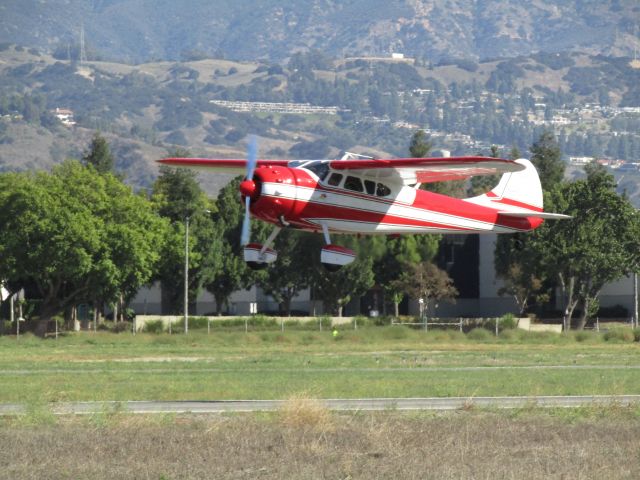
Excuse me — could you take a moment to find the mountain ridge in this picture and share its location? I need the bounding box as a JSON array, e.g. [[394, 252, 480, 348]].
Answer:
[[1, 1, 638, 63]]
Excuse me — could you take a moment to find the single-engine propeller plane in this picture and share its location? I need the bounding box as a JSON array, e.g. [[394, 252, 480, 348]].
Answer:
[[159, 139, 569, 271]]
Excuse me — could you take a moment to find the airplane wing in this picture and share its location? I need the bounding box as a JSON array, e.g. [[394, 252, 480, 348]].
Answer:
[[158, 156, 524, 186], [157, 158, 290, 175], [326, 156, 525, 185]]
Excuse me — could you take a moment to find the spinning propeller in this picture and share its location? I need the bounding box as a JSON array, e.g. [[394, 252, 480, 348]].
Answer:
[[239, 136, 258, 246]]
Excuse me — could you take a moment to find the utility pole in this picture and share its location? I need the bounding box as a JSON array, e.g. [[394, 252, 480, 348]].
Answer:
[[184, 216, 189, 334], [634, 272, 638, 329]]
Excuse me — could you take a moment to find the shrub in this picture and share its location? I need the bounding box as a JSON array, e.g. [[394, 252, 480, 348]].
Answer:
[[574, 331, 593, 342], [112, 321, 132, 333], [634, 329, 640, 342], [467, 328, 493, 341], [143, 319, 165, 334], [499, 313, 517, 329], [382, 325, 409, 340], [603, 328, 635, 343], [498, 329, 517, 341]]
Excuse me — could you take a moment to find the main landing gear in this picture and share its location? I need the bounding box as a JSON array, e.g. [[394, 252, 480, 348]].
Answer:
[[244, 227, 280, 270], [242, 224, 357, 272], [319, 223, 355, 272]]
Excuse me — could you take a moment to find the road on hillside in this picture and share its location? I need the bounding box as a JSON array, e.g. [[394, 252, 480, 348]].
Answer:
[[1, 395, 639, 415]]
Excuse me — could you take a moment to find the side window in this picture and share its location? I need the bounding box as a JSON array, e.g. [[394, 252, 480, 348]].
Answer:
[[376, 183, 391, 197], [327, 172, 343, 186], [344, 176, 364, 192], [364, 180, 376, 195], [306, 162, 330, 181]]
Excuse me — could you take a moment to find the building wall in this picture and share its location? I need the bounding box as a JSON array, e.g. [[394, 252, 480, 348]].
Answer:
[[129, 234, 637, 319]]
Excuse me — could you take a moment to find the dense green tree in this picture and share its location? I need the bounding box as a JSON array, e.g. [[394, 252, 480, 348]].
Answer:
[[82, 132, 114, 174], [0, 161, 167, 335], [494, 131, 566, 315], [530, 163, 640, 329], [258, 230, 318, 316], [313, 256, 375, 317], [530, 130, 565, 190], [151, 165, 221, 314], [409, 129, 432, 158], [204, 178, 269, 314], [372, 235, 440, 317]]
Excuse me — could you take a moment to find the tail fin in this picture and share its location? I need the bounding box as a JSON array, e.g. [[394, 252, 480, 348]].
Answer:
[[465, 159, 544, 213]]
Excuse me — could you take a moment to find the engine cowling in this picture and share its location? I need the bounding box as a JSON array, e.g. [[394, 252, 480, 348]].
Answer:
[[245, 165, 313, 226]]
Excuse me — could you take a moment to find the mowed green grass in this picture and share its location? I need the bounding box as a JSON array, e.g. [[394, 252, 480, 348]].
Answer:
[[0, 327, 639, 403]]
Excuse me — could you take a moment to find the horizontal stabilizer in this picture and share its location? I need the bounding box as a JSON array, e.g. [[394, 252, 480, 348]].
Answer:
[[497, 211, 572, 220]]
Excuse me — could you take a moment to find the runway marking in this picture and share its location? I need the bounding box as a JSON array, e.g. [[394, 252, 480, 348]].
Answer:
[[1, 395, 640, 415]]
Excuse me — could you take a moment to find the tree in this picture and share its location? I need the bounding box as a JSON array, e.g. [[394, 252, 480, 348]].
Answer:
[[258, 230, 317, 316], [530, 130, 564, 190], [0, 161, 168, 336], [409, 129, 432, 158], [392, 262, 458, 323], [494, 132, 565, 315], [204, 178, 269, 314], [82, 132, 114, 174], [311, 237, 375, 317], [151, 165, 221, 314], [372, 235, 440, 317], [494, 237, 549, 315], [531, 163, 640, 330]]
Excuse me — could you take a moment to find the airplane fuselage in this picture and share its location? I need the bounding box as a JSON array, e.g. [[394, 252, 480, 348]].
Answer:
[[246, 165, 542, 236]]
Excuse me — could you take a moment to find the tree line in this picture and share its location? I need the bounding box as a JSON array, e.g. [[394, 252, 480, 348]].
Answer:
[[1, 130, 639, 336]]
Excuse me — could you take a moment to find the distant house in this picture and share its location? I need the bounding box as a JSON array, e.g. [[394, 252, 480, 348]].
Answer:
[[53, 108, 76, 127]]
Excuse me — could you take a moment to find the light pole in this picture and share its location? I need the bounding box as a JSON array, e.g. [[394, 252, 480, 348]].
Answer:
[[184, 215, 189, 334]]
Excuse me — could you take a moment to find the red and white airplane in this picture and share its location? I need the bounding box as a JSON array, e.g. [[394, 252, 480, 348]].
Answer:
[[159, 141, 568, 270]]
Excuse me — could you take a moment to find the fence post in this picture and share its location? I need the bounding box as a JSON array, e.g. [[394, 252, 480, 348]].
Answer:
[[245, 316, 248, 334], [459, 317, 463, 333], [208, 317, 211, 335], [281, 317, 284, 332], [596, 316, 600, 332], [495, 317, 499, 337]]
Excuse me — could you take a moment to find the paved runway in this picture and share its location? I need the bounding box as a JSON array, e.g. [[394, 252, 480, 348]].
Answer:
[[2, 395, 639, 415]]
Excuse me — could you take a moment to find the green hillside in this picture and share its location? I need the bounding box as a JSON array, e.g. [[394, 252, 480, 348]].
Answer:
[[0, 45, 639, 200], [0, 1, 638, 63]]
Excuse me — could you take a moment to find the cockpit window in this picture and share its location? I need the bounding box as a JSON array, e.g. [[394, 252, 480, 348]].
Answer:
[[305, 162, 330, 181], [344, 176, 364, 192], [364, 180, 376, 195], [376, 183, 391, 197], [327, 172, 343, 186]]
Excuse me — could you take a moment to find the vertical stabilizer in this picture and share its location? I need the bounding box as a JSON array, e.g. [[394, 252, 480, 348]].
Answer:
[[465, 159, 543, 213]]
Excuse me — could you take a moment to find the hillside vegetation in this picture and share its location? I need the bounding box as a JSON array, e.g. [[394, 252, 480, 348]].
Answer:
[[1, 0, 639, 63], [1, 44, 638, 198]]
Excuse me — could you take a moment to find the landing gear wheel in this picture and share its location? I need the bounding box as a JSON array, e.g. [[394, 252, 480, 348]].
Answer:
[[322, 262, 342, 272], [247, 261, 268, 270]]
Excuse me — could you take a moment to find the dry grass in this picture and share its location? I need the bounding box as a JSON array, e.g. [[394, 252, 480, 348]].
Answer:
[[1, 409, 639, 479], [278, 393, 334, 432]]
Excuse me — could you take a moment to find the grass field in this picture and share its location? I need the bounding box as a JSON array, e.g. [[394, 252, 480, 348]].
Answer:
[[0, 326, 638, 403], [1, 326, 639, 479]]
